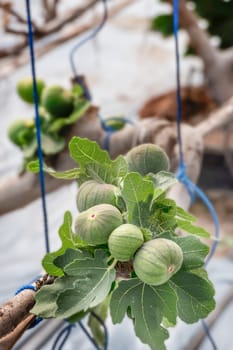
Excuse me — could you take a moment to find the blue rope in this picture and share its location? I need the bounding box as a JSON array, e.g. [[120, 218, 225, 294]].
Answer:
[[52, 315, 108, 350], [79, 319, 104, 350], [52, 323, 74, 350], [25, 0, 50, 253], [91, 311, 109, 350], [98, 114, 135, 151], [172, 0, 219, 265], [69, 0, 108, 99], [15, 283, 43, 328], [201, 320, 218, 350], [69, 0, 134, 151], [173, 1, 219, 349]]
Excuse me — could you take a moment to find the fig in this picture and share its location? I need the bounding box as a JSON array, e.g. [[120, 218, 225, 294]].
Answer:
[[76, 180, 119, 212], [17, 77, 45, 104], [8, 119, 35, 147], [108, 224, 144, 261], [125, 143, 170, 176], [41, 85, 74, 118], [133, 238, 183, 286], [104, 117, 126, 131], [74, 204, 123, 245]]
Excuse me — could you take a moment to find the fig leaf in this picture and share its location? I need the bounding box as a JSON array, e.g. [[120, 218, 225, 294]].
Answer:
[[110, 278, 177, 350]]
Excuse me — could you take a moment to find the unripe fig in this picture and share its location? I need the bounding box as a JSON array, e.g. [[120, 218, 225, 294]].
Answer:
[[133, 238, 183, 286], [74, 204, 123, 245], [17, 77, 45, 104], [108, 224, 144, 261], [104, 117, 126, 131], [8, 119, 35, 147], [76, 180, 119, 212], [41, 85, 74, 117], [125, 143, 169, 176]]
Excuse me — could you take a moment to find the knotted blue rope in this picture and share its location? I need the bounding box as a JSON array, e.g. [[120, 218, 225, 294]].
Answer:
[[25, 0, 50, 253], [173, 1, 218, 349]]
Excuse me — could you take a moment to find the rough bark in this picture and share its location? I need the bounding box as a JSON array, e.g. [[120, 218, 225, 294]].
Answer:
[[168, 0, 233, 103], [0, 275, 55, 349]]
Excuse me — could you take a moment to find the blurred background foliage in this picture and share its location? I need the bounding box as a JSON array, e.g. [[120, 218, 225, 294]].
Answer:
[[151, 0, 233, 51]]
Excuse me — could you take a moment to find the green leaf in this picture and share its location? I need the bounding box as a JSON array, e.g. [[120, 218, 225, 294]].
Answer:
[[85, 155, 128, 184], [41, 133, 65, 155], [27, 160, 82, 180], [48, 100, 90, 133], [22, 138, 37, 159], [85, 162, 115, 184], [72, 84, 84, 98], [33, 250, 115, 319], [32, 275, 77, 318], [88, 296, 110, 347], [42, 212, 87, 276], [151, 14, 173, 37], [148, 171, 177, 199], [57, 250, 115, 318], [176, 219, 211, 238], [176, 206, 196, 222], [54, 248, 92, 270], [110, 278, 177, 350], [121, 173, 154, 227], [174, 235, 209, 270], [149, 198, 177, 234], [170, 270, 215, 323], [69, 137, 111, 168], [112, 155, 128, 179]]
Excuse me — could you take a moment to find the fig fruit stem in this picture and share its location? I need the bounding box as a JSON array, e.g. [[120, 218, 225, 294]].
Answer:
[[108, 258, 118, 270]]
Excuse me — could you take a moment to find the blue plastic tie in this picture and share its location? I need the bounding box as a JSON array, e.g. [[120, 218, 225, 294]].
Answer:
[[25, 0, 50, 253]]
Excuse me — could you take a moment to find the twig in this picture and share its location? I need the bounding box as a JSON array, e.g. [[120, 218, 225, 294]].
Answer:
[[0, 2, 28, 24], [0, 0, 134, 75], [195, 95, 233, 138], [166, 0, 233, 102]]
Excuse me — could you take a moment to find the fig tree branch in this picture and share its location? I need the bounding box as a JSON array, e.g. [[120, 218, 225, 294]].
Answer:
[[167, 0, 233, 103], [0, 0, 98, 58], [0, 0, 134, 78], [0, 2, 28, 25], [0, 275, 55, 349], [1, 94, 232, 215]]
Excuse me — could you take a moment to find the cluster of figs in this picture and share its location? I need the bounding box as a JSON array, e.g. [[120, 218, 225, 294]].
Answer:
[[7, 77, 76, 149], [74, 144, 183, 286]]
